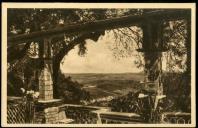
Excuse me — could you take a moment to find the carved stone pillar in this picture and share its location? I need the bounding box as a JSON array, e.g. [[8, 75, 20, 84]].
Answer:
[[34, 38, 73, 124], [38, 38, 53, 101], [138, 20, 166, 122], [140, 20, 164, 95]]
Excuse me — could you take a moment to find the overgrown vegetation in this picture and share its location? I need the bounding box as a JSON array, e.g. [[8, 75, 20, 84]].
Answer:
[[8, 68, 91, 104], [57, 72, 91, 104], [108, 73, 191, 116], [7, 72, 24, 96], [162, 73, 191, 112]]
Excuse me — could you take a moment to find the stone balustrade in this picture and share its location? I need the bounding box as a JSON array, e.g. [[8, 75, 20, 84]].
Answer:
[[96, 111, 144, 124], [60, 104, 110, 124], [61, 104, 191, 124], [60, 104, 144, 124], [7, 97, 191, 124], [161, 112, 191, 124]]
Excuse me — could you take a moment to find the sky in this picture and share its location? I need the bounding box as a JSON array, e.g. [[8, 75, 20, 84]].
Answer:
[[60, 32, 144, 74]]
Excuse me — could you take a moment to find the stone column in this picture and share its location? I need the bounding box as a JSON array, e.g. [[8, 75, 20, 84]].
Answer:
[[139, 20, 166, 122], [34, 37, 72, 124], [140, 20, 164, 95], [38, 38, 53, 101]]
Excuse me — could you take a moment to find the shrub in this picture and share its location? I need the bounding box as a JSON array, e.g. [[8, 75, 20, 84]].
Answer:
[[57, 72, 91, 104]]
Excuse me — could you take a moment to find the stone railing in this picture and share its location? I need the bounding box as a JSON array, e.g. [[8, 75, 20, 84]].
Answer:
[[60, 104, 144, 124], [60, 104, 111, 124], [7, 97, 143, 124], [92, 110, 144, 124], [8, 98, 191, 124], [161, 112, 191, 124], [61, 104, 191, 124]]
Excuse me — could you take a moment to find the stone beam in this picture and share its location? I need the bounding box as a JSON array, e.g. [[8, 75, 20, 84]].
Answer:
[[8, 9, 190, 46]]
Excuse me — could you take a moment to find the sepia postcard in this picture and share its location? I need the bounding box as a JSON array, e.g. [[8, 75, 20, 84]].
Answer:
[[1, 3, 196, 127]]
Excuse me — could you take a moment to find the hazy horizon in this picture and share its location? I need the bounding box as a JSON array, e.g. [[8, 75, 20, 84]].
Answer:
[[60, 31, 167, 74], [60, 31, 144, 74]]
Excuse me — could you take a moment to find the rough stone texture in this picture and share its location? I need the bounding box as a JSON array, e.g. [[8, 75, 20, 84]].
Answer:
[[39, 64, 53, 101], [38, 106, 72, 124], [34, 107, 59, 124], [44, 107, 59, 124]]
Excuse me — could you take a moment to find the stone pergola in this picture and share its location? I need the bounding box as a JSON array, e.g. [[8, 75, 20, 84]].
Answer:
[[8, 9, 191, 123]]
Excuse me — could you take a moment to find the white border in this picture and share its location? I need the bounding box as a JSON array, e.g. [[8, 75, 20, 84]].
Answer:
[[1, 3, 196, 127]]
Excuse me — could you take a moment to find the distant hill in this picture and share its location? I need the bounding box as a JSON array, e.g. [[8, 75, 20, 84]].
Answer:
[[64, 73, 144, 99], [64, 72, 144, 84]]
